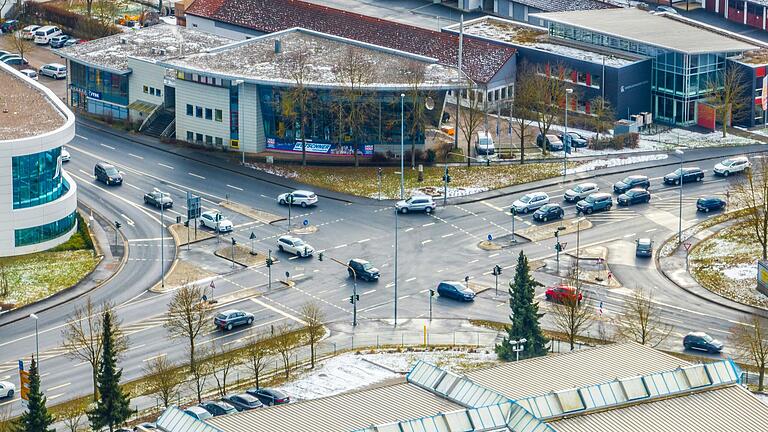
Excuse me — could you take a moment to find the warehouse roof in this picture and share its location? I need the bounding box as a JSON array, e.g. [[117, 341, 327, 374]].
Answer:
[[0, 64, 65, 140], [184, 0, 515, 83], [533, 8, 758, 54]]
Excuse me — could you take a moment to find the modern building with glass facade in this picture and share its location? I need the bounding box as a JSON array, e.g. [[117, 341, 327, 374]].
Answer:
[[0, 63, 78, 257]]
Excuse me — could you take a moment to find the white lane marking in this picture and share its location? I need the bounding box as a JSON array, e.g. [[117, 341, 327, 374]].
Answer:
[[69, 171, 163, 225], [158, 163, 175, 170], [489, 253, 499, 258], [469, 259, 479, 264], [227, 184, 244, 191], [129, 153, 144, 160], [357, 238, 371, 244], [250, 298, 307, 325], [442, 233, 455, 238], [623, 233, 636, 238], [125, 183, 141, 191], [399, 295, 411, 300], [124, 343, 147, 352], [142, 353, 167, 362], [189, 172, 206, 180], [75, 134, 89, 140], [422, 222, 435, 227], [481, 201, 504, 211], [120, 213, 135, 226], [421, 239, 432, 245], [127, 237, 172, 242], [334, 244, 348, 249], [46, 382, 71, 392], [100, 143, 115, 150], [645, 228, 657, 233], [405, 227, 414, 232], [362, 289, 376, 295], [405, 277, 416, 282]]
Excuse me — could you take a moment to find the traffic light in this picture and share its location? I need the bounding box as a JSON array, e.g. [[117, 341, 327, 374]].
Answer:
[[493, 265, 502, 276], [184, 220, 189, 227], [231, 238, 237, 246], [318, 252, 323, 261], [510, 207, 517, 216], [265, 257, 273, 267], [349, 294, 360, 304], [429, 289, 435, 297], [442, 172, 451, 183], [555, 242, 562, 252], [114, 221, 122, 230]]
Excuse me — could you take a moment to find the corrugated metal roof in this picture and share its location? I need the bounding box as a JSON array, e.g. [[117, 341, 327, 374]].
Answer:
[[207, 380, 462, 432], [551, 385, 768, 432], [465, 343, 688, 400]]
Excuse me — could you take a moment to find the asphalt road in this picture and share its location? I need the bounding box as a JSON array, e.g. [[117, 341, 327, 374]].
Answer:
[[0, 123, 762, 414]]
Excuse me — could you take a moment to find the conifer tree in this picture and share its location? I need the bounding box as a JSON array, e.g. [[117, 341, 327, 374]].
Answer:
[[18, 356, 54, 432]]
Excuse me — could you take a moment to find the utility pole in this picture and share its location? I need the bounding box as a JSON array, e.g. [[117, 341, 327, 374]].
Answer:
[[266, 249, 273, 290], [509, 207, 517, 243], [429, 289, 434, 321], [287, 193, 294, 232]]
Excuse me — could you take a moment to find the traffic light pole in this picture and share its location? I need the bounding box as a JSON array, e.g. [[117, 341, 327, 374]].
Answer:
[[267, 249, 273, 290], [443, 162, 448, 206], [510, 208, 517, 243], [322, 254, 359, 327], [429, 289, 433, 321]]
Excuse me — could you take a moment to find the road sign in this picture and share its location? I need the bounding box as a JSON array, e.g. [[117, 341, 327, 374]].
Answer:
[[19, 369, 29, 401], [599, 301, 604, 315], [487, 234, 493, 241], [249, 232, 256, 240], [561, 242, 567, 249], [285, 271, 290, 278], [187, 192, 202, 220], [18, 359, 23, 371], [303, 219, 309, 226], [210, 281, 215, 290], [683, 242, 692, 251]]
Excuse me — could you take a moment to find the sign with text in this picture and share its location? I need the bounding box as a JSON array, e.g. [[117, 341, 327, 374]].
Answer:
[[758, 260, 768, 295], [186, 192, 201, 220]]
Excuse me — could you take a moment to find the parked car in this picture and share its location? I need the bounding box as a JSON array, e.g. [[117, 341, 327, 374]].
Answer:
[[277, 190, 318, 207], [184, 406, 213, 421], [683, 332, 723, 353], [545, 283, 582, 304], [512, 191, 549, 214], [39, 63, 67, 79], [348, 258, 380, 281], [0, 381, 15, 398], [713, 156, 750, 176], [655, 5, 678, 14], [94, 162, 122, 185], [49, 34, 70, 48], [564, 182, 599, 202], [395, 195, 436, 214], [134, 422, 157, 430], [0, 20, 19, 33], [222, 393, 264, 411], [436, 281, 475, 302], [533, 203, 564, 222], [214, 309, 254, 331], [2, 56, 28, 66], [664, 167, 704, 185], [246, 388, 290, 406], [617, 188, 651, 206], [696, 196, 726, 213], [60, 147, 70, 162], [277, 235, 314, 257], [0, 50, 9, 57], [576, 193, 612, 214], [143, 190, 173, 209], [21, 25, 41, 40], [63, 38, 82, 47], [537, 133, 563, 151], [635, 238, 653, 258], [199, 400, 237, 417], [19, 69, 38, 80], [558, 131, 588, 148], [200, 210, 233, 232], [613, 175, 650, 194], [0, 53, 19, 62], [34, 25, 62, 45], [475, 130, 495, 155]]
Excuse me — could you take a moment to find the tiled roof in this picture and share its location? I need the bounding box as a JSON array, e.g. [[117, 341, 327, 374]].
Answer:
[[185, 0, 515, 83]]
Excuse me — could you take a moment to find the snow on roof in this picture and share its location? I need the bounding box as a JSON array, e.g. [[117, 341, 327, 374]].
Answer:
[[161, 29, 464, 89], [0, 65, 65, 140], [513, 0, 617, 12], [56, 24, 233, 73], [184, 0, 514, 83]]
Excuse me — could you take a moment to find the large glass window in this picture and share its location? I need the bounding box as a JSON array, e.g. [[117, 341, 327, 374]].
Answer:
[[15, 212, 77, 247], [69, 61, 129, 106], [12, 148, 69, 209]]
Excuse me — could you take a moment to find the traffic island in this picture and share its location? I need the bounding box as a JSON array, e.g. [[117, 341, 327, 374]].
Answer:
[[290, 225, 319, 235], [214, 244, 268, 267], [517, 218, 592, 242], [219, 200, 284, 224], [477, 234, 525, 250], [169, 222, 215, 246]]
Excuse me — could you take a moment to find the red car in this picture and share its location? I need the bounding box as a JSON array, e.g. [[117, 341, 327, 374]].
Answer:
[[545, 284, 582, 304]]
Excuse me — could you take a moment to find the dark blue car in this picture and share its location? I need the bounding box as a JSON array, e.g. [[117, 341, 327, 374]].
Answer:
[[683, 332, 723, 353], [576, 193, 612, 215], [696, 196, 725, 213], [436, 281, 475, 302], [613, 175, 650, 194], [214, 309, 254, 331], [617, 188, 651, 206], [533, 204, 564, 222]]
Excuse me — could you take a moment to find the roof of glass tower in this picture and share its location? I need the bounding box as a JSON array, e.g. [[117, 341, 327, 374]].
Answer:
[[0, 64, 65, 141]]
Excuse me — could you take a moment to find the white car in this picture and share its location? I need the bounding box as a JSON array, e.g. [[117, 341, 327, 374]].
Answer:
[[713, 156, 750, 177], [277, 235, 314, 257], [60, 147, 70, 162], [200, 210, 233, 233], [39, 63, 67, 80], [21, 25, 41, 40], [19, 69, 38, 80], [277, 190, 318, 207], [512, 192, 550, 214], [395, 195, 436, 214], [0, 381, 15, 399], [564, 182, 598, 202]]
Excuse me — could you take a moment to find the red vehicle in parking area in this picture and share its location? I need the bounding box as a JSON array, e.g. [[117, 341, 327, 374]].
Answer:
[[545, 284, 582, 304]]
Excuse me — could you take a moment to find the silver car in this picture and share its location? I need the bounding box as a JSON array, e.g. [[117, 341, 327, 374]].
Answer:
[[395, 196, 436, 214], [512, 192, 549, 214], [564, 182, 598, 202]]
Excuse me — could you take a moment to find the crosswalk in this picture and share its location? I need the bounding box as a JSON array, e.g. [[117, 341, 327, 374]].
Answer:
[[649, 197, 700, 211], [581, 209, 639, 223]]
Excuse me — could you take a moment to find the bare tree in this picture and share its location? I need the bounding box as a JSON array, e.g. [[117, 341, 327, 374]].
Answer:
[[279, 45, 318, 167], [459, 81, 484, 167], [333, 47, 376, 167], [10, 25, 32, 61], [730, 158, 768, 259], [301, 302, 326, 369], [549, 283, 595, 351], [273, 324, 302, 378], [706, 66, 748, 138], [589, 96, 615, 141], [245, 332, 274, 389], [142, 355, 183, 408], [188, 346, 212, 403], [164, 284, 211, 379], [531, 64, 568, 147], [211, 345, 239, 397], [57, 399, 89, 432], [0, 263, 9, 300], [0, 405, 17, 432], [730, 315, 768, 391], [613, 288, 672, 348], [511, 63, 538, 164], [61, 298, 127, 400], [403, 61, 429, 169]]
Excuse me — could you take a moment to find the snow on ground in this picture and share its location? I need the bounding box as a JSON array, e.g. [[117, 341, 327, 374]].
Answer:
[[723, 264, 758, 281], [565, 154, 668, 175], [362, 350, 498, 374], [756, 392, 768, 406], [243, 162, 300, 179]]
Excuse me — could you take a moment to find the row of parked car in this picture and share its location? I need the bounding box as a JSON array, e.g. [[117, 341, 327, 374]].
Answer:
[[183, 388, 290, 421]]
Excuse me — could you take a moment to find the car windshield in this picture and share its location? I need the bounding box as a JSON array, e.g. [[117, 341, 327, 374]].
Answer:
[[585, 196, 596, 203], [362, 263, 373, 270], [721, 159, 735, 166], [293, 239, 304, 247], [215, 313, 227, 320], [540, 205, 554, 211], [702, 334, 714, 343], [105, 167, 118, 176], [572, 185, 585, 193], [478, 137, 491, 145], [672, 168, 682, 176], [519, 195, 532, 203], [620, 177, 633, 184]]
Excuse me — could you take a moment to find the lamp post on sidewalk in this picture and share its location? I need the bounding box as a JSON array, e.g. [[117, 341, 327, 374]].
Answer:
[[155, 189, 170, 289], [563, 88, 573, 185]]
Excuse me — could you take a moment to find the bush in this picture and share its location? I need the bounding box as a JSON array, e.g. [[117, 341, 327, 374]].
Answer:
[[371, 152, 390, 163], [50, 212, 94, 252], [589, 133, 639, 151], [425, 149, 437, 165]]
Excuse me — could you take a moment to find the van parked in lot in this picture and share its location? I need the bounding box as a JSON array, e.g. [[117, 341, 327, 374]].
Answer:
[[39, 63, 67, 79], [475, 131, 495, 155], [34, 26, 62, 45]]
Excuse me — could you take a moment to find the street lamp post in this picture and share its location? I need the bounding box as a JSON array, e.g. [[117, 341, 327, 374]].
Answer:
[[563, 88, 573, 185], [428, 289, 434, 321], [510, 207, 517, 243], [510, 338, 527, 362], [400, 93, 405, 200], [574, 217, 585, 289], [156, 189, 170, 288], [675, 149, 684, 245], [29, 314, 39, 366], [394, 197, 399, 327]]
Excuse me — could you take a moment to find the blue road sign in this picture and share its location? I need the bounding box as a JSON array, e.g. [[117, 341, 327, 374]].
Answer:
[[187, 192, 202, 220], [18, 360, 23, 371], [303, 219, 309, 226], [488, 234, 493, 241]]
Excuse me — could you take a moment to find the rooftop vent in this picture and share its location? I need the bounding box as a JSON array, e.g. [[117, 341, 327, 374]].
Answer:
[[274, 39, 281, 54], [119, 36, 128, 44]]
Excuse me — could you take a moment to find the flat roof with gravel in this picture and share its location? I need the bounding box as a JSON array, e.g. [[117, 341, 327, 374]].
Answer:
[[0, 66, 65, 140]]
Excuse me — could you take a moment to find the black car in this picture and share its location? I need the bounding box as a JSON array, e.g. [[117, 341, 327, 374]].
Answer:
[[558, 131, 588, 148], [576, 193, 613, 215], [532, 204, 564, 222], [94, 162, 122, 185], [635, 238, 653, 258], [246, 388, 290, 406], [617, 188, 651, 206], [199, 400, 238, 417], [348, 258, 380, 281], [696, 196, 726, 213], [613, 175, 650, 194], [436, 281, 475, 302], [222, 393, 264, 411], [664, 167, 704, 185], [683, 332, 723, 353]]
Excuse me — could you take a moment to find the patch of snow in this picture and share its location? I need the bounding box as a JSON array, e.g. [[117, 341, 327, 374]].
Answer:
[[640, 128, 755, 149], [565, 154, 668, 174], [756, 392, 768, 406], [722, 264, 757, 281], [243, 162, 299, 179], [362, 350, 498, 374]]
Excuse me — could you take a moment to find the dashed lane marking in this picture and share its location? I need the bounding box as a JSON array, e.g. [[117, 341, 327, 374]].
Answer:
[[129, 153, 143, 160], [100, 143, 115, 150], [227, 184, 244, 191], [189, 172, 206, 180], [158, 163, 174, 170], [422, 222, 435, 227], [421, 239, 432, 245], [481, 201, 504, 212]]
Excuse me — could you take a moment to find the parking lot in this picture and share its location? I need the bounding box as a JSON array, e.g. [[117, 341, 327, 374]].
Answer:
[[0, 32, 67, 100]]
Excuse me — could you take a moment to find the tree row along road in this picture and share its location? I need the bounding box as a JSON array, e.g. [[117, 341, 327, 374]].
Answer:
[[0, 124, 761, 414]]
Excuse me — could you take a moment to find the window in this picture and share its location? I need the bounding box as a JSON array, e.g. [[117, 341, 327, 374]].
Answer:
[[196, 106, 203, 118], [143, 85, 148, 94], [186, 131, 193, 142], [12, 148, 68, 209], [215, 109, 222, 122], [196, 133, 203, 143], [157, 88, 161, 97], [205, 108, 212, 120], [205, 135, 213, 145], [215, 137, 223, 146], [15, 211, 77, 247], [186, 104, 193, 116]]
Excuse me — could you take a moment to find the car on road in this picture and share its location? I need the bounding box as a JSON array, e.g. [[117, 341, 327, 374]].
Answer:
[[537, 133, 563, 151], [545, 283, 582, 304], [277, 190, 318, 207], [533, 203, 564, 222], [558, 131, 588, 148], [713, 156, 750, 176], [696, 196, 726, 213], [0, 381, 15, 398], [664, 167, 704, 185], [19, 69, 38, 80], [214, 309, 255, 331], [512, 191, 549, 214], [21, 25, 41, 40], [200, 210, 233, 232], [246, 388, 290, 406], [564, 182, 598, 202], [199, 400, 238, 417], [613, 175, 650, 194], [617, 188, 651, 206], [277, 235, 314, 257], [143, 190, 173, 209], [395, 195, 436, 214], [436, 281, 475, 302], [222, 393, 264, 411], [38, 63, 67, 79], [49, 34, 70, 48], [348, 258, 380, 281], [94, 162, 122, 185], [683, 332, 723, 353], [576, 192, 612, 214], [184, 406, 213, 421], [635, 238, 653, 257], [2, 56, 28, 66], [60, 147, 70, 162]]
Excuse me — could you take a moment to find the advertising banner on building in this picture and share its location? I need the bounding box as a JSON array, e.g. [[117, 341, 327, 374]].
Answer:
[[266, 138, 373, 156], [762, 76, 767, 111]]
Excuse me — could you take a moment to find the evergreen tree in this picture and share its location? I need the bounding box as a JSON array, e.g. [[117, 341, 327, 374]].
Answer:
[[88, 311, 133, 432], [18, 356, 54, 432], [496, 251, 549, 360]]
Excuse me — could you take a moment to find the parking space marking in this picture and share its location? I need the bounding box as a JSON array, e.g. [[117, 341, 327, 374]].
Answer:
[[441, 233, 455, 238], [405, 227, 414, 232], [623, 233, 636, 238], [358, 238, 371, 243], [334, 244, 348, 249], [405, 277, 417, 282]]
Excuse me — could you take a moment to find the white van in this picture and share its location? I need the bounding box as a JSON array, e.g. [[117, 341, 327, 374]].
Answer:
[[39, 63, 67, 79], [475, 131, 495, 156], [34, 26, 62, 45]]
